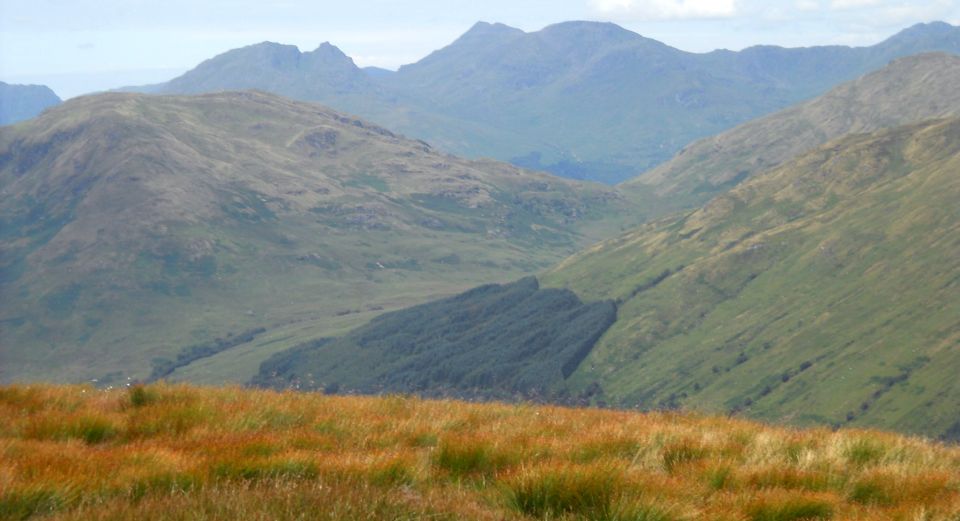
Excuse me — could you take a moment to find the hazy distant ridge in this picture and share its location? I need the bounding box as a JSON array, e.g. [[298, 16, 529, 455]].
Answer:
[[131, 21, 960, 183], [0, 82, 61, 125]]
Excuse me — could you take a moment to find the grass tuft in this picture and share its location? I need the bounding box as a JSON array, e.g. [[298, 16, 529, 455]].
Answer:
[[368, 455, 417, 486], [129, 473, 198, 501], [128, 385, 157, 408], [25, 414, 118, 444], [848, 477, 892, 506], [433, 436, 517, 479], [705, 465, 733, 491], [503, 463, 624, 519], [661, 439, 706, 472], [212, 459, 319, 482], [0, 487, 70, 520], [843, 438, 887, 468], [748, 495, 835, 521]]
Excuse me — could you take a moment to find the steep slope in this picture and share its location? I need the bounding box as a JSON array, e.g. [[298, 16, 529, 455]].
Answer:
[[0, 91, 633, 384], [253, 276, 617, 399], [626, 53, 960, 210], [136, 21, 960, 183], [0, 82, 61, 125], [542, 116, 960, 439]]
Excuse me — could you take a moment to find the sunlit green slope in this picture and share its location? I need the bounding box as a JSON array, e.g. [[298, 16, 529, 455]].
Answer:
[[543, 116, 960, 439]]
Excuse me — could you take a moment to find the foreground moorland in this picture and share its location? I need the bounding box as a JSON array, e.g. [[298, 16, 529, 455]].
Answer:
[[2, 384, 959, 520]]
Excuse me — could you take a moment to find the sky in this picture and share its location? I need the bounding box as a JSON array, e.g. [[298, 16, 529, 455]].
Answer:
[[2, 0, 959, 99]]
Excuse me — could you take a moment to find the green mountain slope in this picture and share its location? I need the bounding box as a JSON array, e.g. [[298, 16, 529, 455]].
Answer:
[[0, 82, 61, 125], [541, 116, 960, 439], [0, 91, 634, 384], [253, 276, 617, 400], [131, 21, 960, 183], [626, 52, 960, 211]]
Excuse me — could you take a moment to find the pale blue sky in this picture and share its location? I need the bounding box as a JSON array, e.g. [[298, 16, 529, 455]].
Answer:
[[2, 0, 958, 98]]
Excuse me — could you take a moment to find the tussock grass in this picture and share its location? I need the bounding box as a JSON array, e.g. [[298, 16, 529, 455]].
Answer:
[[23, 414, 118, 444], [504, 462, 623, 518], [661, 438, 707, 472], [747, 493, 835, 521], [433, 435, 519, 479], [1, 384, 959, 520]]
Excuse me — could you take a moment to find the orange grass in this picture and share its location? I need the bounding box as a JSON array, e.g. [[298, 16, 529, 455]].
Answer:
[[1, 384, 959, 520]]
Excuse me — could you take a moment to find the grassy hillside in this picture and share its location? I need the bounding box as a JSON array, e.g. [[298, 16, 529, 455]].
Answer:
[[541, 116, 960, 439], [253, 277, 617, 400], [626, 53, 960, 211], [137, 21, 960, 183], [2, 384, 960, 520], [0, 91, 635, 384]]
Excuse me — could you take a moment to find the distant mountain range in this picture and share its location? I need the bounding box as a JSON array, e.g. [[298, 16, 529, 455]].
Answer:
[[0, 91, 634, 384], [257, 53, 960, 440], [130, 20, 960, 183], [0, 82, 60, 125]]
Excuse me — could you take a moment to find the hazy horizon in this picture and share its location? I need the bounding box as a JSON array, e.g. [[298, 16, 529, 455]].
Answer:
[[2, 0, 959, 98]]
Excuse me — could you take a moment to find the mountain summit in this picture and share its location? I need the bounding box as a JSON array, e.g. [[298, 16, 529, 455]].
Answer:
[[454, 21, 525, 41], [158, 41, 375, 99]]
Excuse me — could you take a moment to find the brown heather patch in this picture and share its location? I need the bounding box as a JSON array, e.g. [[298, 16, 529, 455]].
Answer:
[[1, 384, 959, 520]]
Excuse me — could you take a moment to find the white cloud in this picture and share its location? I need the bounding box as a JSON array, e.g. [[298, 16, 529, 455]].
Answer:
[[589, 0, 738, 20], [795, 0, 820, 11], [824, 0, 957, 27], [829, 0, 883, 8], [878, 1, 956, 25]]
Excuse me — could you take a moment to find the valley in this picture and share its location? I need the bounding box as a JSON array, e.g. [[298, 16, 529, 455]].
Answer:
[[254, 53, 960, 440], [4, 6, 960, 520], [0, 91, 636, 384], [1, 8, 959, 496]]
